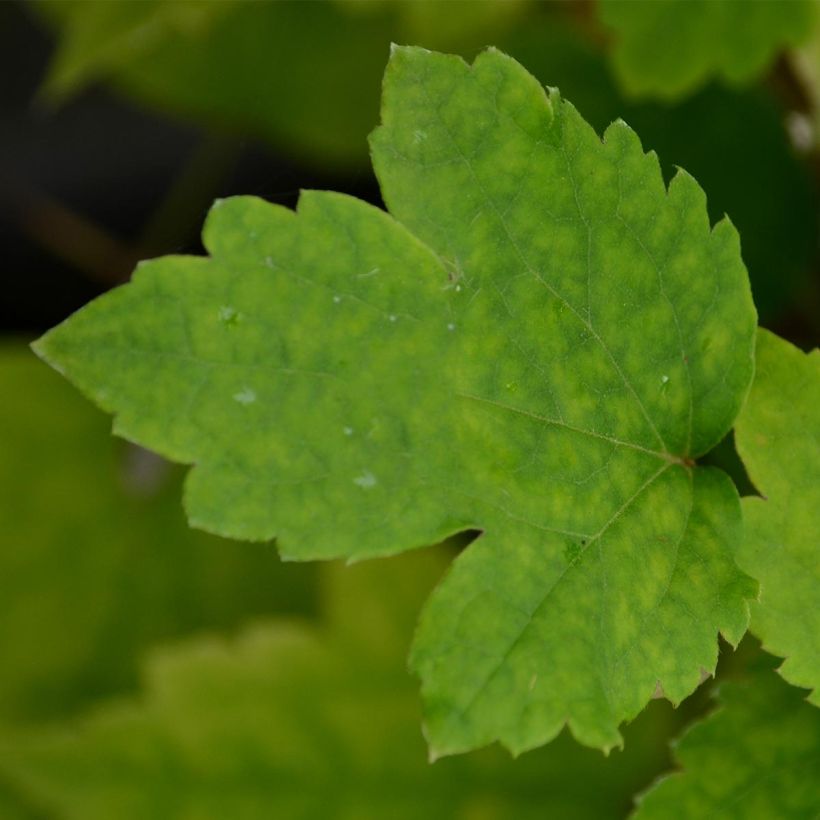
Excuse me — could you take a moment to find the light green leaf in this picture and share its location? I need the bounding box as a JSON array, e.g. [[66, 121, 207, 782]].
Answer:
[[633, 669, 820, 818], [0, 344, 314, 725], [35, 46, 758, 754], [598, 0, 814, 100], [1, 551, 690, 820], [497, 20, 818, 325], [34, 192, 463, 557], [734, 329, 820, 704]]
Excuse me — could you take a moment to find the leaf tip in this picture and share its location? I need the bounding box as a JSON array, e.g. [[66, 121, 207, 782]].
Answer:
[[29, 332, 65, 378], [388, 42, 431, 62], [29, 335, 47, 361]]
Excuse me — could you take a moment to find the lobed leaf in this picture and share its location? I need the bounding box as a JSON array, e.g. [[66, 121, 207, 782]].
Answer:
[[633, 669, 820, 818], [35, 47, 758, 754], [734, 329, 820, 704], [372, 46, 758, 753]]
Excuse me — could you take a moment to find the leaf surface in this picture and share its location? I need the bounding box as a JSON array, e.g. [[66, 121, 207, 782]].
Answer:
[[1, 551, 688, 820], [633, 670, 820, 818], [35, 192, 463, 556], [35, 47, 758, 754], [734, 329, 820, 703], [599, 0, 814, 100]]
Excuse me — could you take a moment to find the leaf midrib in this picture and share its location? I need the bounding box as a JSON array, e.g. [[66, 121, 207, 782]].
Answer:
[[412, 63, 672, 457], [435, 461, 674, 735], [457, 391, 676, 463]]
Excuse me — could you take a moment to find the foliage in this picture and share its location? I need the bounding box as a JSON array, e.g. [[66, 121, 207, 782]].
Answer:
[[35, 45, 761, 757], [791, 10, 820, 145], [634, 669, 820, 818], [36, 2, 817, 324], [598, 0, 814, 100], [1, 550, 694, 819], [9, 3, 820, 817], [36, 0, 529, 167], [735, 329, 820, 703]]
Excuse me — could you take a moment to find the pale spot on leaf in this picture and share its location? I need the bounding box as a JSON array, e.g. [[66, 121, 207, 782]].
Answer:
[[233, 387, 256, 405]]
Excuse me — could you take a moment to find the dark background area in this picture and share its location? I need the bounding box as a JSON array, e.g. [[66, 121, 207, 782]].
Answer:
[[2, 0, 382, 337]]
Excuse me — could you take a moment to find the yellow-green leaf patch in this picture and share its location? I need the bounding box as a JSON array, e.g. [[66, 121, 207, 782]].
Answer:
[[599, 0, 814, 100]]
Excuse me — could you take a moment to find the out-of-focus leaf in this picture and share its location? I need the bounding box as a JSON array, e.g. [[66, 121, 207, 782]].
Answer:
[[35, 47, 758, 756], [0, 780, 38, 820], [633, 670, 820, 818], [2, 550, 688, 820], [0, 344, 315, 724], [790, 8, 820, 161], [735, 329, 820, 704], [36, 0, 531, 167], [36, 0, 232, 100], [598, 0, 815, 100]]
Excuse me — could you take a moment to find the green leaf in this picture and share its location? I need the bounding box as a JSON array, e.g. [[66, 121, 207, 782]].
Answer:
[[1, 551, 690, 820], [734, 329, 820, 704], [0, 344, 314, 725], [36, 0, 530, 168], [598, 0, 814, 100], [35, 0, 232, 99], [499, 20, 818, 325], [34, 192, 463, 556], [35, 46, 758, 755], [633, 669, 820, 818], [372, 46, 758, 754]]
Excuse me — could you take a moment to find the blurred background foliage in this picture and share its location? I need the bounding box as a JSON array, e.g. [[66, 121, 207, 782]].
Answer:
[[1, 1, 818, 816]]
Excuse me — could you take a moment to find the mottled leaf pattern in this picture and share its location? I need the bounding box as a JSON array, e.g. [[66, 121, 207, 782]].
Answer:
[[35, 47, 758, 754]]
